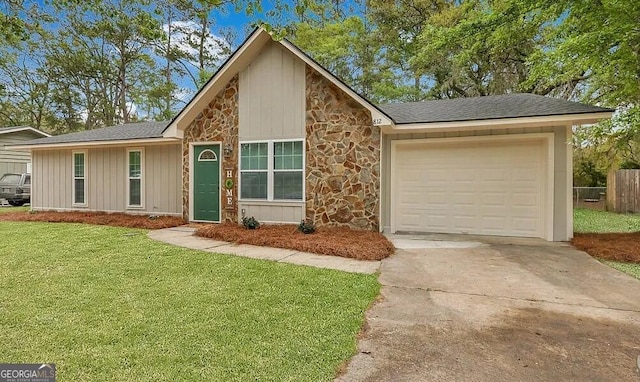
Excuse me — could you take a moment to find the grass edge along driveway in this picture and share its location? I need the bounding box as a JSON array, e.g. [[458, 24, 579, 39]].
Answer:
[[0, 222, 379, 381], [573, 208, 640, 281]]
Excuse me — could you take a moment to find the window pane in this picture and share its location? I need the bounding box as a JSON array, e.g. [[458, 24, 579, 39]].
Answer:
[[274, 171, 303, 200], [129, 151, 141, 178], [241, 172, 267, 199], [293, 141, 302, 155], [274, 140, 303, 170], [74, 179, 85, 204], [129, 179, 141, 206], [74, 153, 84, 177], [241, 143, 267, 170]]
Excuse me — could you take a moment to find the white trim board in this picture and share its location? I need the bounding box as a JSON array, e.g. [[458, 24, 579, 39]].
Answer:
[[389, 133, 555, 241], [13, 138, 181, 151]]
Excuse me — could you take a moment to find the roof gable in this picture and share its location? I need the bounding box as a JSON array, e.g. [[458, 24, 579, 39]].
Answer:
[[162, 27, 393, 138]]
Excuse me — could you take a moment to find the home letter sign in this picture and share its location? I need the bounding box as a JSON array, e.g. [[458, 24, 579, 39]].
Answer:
[[224, 168, 235, 210]]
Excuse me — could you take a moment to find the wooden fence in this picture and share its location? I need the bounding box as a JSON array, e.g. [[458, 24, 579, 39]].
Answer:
[[607, 169, 640, 213]]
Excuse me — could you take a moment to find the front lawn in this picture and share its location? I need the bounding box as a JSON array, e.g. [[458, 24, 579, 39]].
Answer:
[[0, 205, 29, 213], [0, 222, 379, 381], [573, 208, 640, 233], [573, 208, 640, 281]]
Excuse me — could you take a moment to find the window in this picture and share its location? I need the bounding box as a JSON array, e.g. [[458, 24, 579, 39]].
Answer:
[[240, 142, 268, 199], [198, 149, 217, 161], [240, 140, 304, 201], [273, 141, 303, 200], [73, 151, 86, 206], [127, 149, 144, 208]]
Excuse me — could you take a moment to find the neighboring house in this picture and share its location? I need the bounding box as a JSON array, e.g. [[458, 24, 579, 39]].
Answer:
[[0, 126, 50, 176], [13, 28, 613, 241]]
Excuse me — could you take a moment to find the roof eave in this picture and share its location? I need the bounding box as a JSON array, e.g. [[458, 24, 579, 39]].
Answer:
[[0, 126, 51, 138], [11, 137, 181, 150], [382, 111, 613, 134]]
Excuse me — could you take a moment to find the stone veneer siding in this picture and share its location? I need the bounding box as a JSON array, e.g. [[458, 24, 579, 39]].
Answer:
[[182, 76, 239, 222], [305, 66, 381, 230]]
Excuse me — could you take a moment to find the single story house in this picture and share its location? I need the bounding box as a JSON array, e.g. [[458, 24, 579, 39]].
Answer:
[[14, 28, 613, 241], [0, 126, 50, 175]]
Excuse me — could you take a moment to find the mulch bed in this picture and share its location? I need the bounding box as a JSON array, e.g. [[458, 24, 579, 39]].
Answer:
[[572, 232, 640, 263], [0, 211, 186, 229], [196, 223, 395, 261]]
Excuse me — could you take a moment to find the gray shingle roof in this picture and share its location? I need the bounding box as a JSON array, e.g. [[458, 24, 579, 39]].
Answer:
[[377, 93, 613, 124], [18, 121, 170, 146]]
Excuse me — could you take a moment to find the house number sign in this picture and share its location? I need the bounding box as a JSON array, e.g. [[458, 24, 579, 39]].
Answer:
[[224, 168, 235, 210]]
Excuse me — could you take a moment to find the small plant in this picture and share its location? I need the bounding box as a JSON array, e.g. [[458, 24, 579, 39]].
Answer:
[[297, 219, 316, 234], [242, 216, 260, 230]]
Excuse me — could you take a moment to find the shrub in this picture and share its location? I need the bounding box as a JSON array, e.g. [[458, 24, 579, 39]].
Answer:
[[241, 216, 260, 230], [297, 219, 316, 234]]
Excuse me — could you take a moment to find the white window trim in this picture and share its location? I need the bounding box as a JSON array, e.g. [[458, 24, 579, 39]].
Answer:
[[72, 150, 87, 207], [239, 139, 305, 202], [126, 148, 145, 209]]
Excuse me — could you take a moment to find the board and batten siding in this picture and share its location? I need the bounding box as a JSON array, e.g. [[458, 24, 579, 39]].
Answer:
[[381, 125, 572, 241], [237, 41, 306, 223], [32, 144, 182, 215], [1, 131, 40, 174]]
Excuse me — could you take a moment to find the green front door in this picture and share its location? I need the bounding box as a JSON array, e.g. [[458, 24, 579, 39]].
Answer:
[[193, 144, 220, 222]]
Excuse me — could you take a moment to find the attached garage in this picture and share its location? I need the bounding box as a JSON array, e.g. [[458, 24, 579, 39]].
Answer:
[[379, 93, 614, 241], [391, 135, 553, 239]]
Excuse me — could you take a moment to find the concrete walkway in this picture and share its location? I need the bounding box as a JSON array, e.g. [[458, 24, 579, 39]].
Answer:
[[148, 226, 380, 274]]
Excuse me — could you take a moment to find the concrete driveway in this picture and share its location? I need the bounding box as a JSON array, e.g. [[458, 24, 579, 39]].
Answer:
[[338, 234, 640, 382]]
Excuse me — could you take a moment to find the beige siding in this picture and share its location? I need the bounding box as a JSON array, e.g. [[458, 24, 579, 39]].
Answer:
[[32, 144, 182, 215], [238, 41, 305, 140], [381, 126, 572, 241], [145, 144, 182, 214], [238, 201, 304, 224], [237, 41, 306, 221], [0, 162, 27, 176], [32, 149, 72, 209], [0, 131, 38, 166]]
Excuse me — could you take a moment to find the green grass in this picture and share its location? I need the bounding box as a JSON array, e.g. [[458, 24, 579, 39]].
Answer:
[[573, 208, 640, 233], [603, 261, 640, 281], [0, 222, 379, 381], [0, 205, 29, 213]]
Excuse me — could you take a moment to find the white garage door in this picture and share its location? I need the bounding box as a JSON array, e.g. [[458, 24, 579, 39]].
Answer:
[[393, 138, 548, 238]]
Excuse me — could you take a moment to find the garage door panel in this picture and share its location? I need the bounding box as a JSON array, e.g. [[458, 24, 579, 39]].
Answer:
[[394, 139, 547, 238]]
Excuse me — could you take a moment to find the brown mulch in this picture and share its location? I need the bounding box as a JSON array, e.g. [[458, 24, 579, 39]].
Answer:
[[196, 223, 395, 261], [571, 232, 640, 263], [0, 210, 186, 229]]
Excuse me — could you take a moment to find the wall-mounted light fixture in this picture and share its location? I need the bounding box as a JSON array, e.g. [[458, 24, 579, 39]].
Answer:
[[224, 143, 233, 157]]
